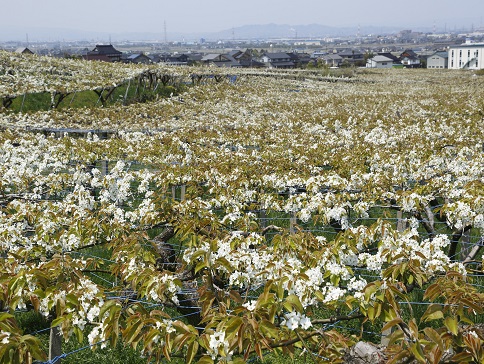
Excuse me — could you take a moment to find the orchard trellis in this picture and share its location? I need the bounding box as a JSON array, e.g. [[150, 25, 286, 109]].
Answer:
[[0, 52, 484, 364]]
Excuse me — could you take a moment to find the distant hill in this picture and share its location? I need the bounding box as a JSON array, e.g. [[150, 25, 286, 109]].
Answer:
[[0, 23, 430, 43], [210, 23, 406, 40]]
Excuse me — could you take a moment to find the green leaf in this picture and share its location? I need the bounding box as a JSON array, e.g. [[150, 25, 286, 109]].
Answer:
[[423, 327, 443, 352], [195, 260, 208, 274], [0, 313, 14, 322], [51, 316, 65, 328], [422, 304, 444, 322], [190, 250, 206, 261], [225, 317, 243, 339], [65, 293, 79, 307], [259, 320, 278, 337], [460, 298, 483, 314], [450, 352, 473, 363], [382, 318, 403, 333], [197, 355, 214, 364], [409, 342, 426, 363], [367, 303, 382, 321], [215, 257, 233, 271], [173, 320, 192, 334], [388, 350, 410, 364], [125, 319, 143, 344], [284, 294, 304, 313], [99, 300, 119, 321], [22, 335, 47, 360], [186, 341, 199, 364], [444, 317, 458, 335]]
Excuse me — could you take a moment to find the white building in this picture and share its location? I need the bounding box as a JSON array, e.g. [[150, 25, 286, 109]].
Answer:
[[448, 40, 484, 70], [427, 51, 448, 69], [366, 55, 394, 68]]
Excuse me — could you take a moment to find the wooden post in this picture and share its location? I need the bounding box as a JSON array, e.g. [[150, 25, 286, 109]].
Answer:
[[290, 212, 297, 234], [259, 209, 266, 229], [458, 229, 470, 262], [49, 326, 62, 363], [100, 160, 109, 176], [20, 93, 27, 112], [396, 210, 406, 232], [382, 209, 406, 346], [180, 185, 186, 201], [123, 79, 131, 105]]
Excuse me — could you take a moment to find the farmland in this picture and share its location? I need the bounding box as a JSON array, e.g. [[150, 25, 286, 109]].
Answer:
[[0, 51, 484, 363]]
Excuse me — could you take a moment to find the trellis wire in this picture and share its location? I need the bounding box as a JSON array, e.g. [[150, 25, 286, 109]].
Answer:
[[4, 132, 480, 361], [39, 339, 109, 364]]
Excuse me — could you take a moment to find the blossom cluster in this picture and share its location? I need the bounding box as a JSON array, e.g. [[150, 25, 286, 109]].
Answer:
[[0, 58, 483, 362]]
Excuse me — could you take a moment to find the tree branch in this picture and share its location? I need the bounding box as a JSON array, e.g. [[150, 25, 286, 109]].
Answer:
[[311, 313, 364, 325]]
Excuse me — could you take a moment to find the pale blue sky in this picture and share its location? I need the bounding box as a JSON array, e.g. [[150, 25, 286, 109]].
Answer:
[[3, 0, 484, 35]]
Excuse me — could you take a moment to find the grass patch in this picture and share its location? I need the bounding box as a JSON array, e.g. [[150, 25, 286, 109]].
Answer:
[[6, 83, 185, 113]]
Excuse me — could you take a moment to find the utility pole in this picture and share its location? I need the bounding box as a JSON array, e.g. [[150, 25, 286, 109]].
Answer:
[[164, 20, 167, 44]]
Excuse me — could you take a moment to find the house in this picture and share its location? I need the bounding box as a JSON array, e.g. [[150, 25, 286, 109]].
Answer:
[[289, 52, 312, 68], [377, 52, 401, 64], [260, 53, 295, 69], [148, 54, 163, 64], [366, 55, 394, 68], [187, 53, 204, 64], [448, 40, 484, 70], [201, 54, 241, 68], [427, 51, 448, 69], [15, 47, 34, 55], [160, 53, 190, 65], [318, 54, 343, 67], [400, 49, 421, 68], [338, 50, 364, 66], [226, 50, 264, 68], [125, 53, 152, 64], [311, 51, 328, 59], [84, 44, 123, 62]]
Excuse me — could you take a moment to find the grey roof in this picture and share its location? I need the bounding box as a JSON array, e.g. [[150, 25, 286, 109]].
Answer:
[[187, 54, 203, 62], [201, 53, 225, 61], [321, 54, 343, 61], [370, 55, 393, 62], [88, 44, 122, 55], [338, 50, 363, 57], [15, 47, 34, 54], [401, 49, 418, 57], [428, 51, 448, 59], [227, 50, 243, 57], [378, 52, 400, 62], [264, 52, 291, 60]]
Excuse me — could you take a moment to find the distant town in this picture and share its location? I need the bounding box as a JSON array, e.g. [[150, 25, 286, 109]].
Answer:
[[3, 26, 484, 70]]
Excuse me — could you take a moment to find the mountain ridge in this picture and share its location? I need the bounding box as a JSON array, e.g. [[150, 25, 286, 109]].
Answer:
[[0, 23, 437, 42]]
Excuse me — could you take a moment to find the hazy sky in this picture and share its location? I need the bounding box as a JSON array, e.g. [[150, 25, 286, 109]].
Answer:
[[3, 0, 484, 35]]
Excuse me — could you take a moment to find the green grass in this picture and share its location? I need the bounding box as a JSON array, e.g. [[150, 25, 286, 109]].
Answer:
[[6, 83, 185, 113]]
